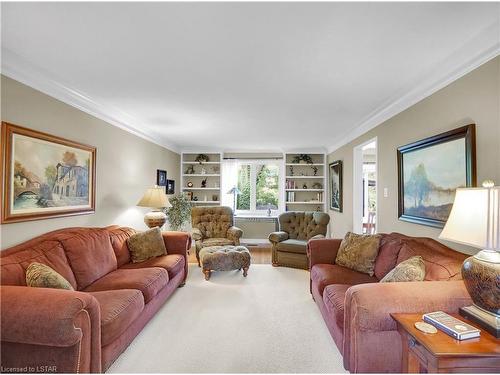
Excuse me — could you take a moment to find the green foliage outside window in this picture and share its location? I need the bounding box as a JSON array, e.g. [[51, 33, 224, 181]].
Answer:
[[256, 165, 278, 210], [236, 164, 279, 211], [237, 165, 250, 210]]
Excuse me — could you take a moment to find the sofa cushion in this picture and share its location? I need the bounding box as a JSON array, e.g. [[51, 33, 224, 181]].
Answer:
[[0, 240, 78, 289], [120, 254, 185, 280], [127, 228, 167, 263], [84, 268, 168, 303], [374, 233, 404, 280], [88, 289, 144, 346], [323, 284, 351, 328], [59, 228, 118, 290], [26, 262, 74, 290], [108, 227, 137, 267], [335, 232, 381, 276], [380, 256, 426, 283], [276, 239, 307, 254], [397, 239, 467, 281], [201, 238, 234, 247], [311, 264, 378, 295]]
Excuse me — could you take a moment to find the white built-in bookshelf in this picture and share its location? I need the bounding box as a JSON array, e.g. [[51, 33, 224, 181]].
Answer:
[[181, 153, 222, 205], [284, 153, 326, 212], [180, 151, 326, 211]]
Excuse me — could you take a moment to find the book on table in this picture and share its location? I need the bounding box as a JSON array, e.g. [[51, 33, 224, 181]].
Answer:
[[422, 311, 481, 340]]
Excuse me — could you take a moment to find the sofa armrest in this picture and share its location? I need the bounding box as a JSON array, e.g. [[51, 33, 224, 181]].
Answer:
[[191, 228, 203, 241], [162, 231, 191, 282], [162, 231, 192, 257], [0, 285, 101, 373], [227, 226, 243, 243], [307, 238, 342, 269], [309, 234, 325, 240], [343, 281, 472, 372], [268, 231, 289, 244]]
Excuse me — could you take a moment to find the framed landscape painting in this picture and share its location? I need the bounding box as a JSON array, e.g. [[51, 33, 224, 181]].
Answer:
[[397, 124, 476, 228], [1, 122, 96, 223], [329, 160, 343, 212]]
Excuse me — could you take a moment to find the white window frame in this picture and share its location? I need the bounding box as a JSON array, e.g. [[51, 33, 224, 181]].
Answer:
[[235, 159, 284, 215]]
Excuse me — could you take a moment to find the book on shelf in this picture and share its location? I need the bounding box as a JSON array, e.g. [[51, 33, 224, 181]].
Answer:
[[422, 311, 480, 340]]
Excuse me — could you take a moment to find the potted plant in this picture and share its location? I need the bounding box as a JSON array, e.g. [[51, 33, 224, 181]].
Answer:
[[292, 154, 313, 164], [195, 154, 210, 164], [164, 195, 192, 231]]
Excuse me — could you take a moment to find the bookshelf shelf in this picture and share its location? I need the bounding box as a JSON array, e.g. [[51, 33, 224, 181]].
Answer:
[[284, 152, 326, 212], [182, 174, 220, 177], [286, 201, 324, 204], [285, 176, 324, 179], [181, 152, 222, 206]]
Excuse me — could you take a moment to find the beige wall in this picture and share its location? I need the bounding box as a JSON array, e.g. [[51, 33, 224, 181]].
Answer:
[[1, 76, 181, 248], [327, 57, 500, 255]]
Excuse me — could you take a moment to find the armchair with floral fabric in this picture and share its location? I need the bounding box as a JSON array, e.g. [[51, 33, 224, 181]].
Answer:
[[191, 206, 243, 266]]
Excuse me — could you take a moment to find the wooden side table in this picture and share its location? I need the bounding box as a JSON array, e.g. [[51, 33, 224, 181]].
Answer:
[[392, 313, 500, 373]]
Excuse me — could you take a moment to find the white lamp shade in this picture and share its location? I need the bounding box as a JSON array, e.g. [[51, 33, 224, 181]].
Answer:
[[439, 187, 500, 250], [137, 186, 172, 209]]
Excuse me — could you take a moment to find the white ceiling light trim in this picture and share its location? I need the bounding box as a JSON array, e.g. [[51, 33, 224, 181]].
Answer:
[[327, 20, 500, 153], [1, 49, 181, 153]]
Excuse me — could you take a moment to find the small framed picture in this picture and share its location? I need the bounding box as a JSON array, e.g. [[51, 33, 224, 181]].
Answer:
[[166, 179, 175, 195], [329, 160, 343, 212], [184, 191, 193, 201], [156, 169, 167, 186]]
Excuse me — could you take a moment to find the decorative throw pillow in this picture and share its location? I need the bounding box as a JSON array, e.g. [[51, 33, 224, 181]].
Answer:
[[127, 227, 167, 263], [26, 262, 74, 290], [335, 232, 381, 276], [380, 256, 426, 283]]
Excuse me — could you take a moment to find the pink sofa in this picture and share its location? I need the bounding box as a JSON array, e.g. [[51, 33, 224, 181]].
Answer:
[[307, 233, 472, 373], [0, 226, 191, 373]]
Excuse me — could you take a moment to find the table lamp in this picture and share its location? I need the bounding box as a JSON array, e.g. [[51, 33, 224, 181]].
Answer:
[[227, 186, 241, 214], [137, 185, 172, 228], [439, 181, 499, 337]]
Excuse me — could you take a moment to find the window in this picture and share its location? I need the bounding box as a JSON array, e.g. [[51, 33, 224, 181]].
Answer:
[[233, 161, 282, 214]]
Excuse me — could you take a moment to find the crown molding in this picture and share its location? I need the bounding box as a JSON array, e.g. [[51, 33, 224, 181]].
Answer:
[[327, 21, 500, 154], [1, 49, 180, 153]]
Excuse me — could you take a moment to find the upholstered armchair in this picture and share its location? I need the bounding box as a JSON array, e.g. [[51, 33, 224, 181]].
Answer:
[[191, 206, 243, 266], [269, 211, 330, 269]]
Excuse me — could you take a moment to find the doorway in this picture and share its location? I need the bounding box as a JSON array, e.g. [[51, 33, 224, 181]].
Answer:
[[353, 138, 377, 234]]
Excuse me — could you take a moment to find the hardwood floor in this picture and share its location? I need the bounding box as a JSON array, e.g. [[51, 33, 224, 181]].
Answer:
[[187, 244, 272, 264]]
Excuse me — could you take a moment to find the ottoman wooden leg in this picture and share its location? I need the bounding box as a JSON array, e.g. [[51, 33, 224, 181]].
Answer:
[[243, 267, 249, 277], [203, 269, 211, 280]]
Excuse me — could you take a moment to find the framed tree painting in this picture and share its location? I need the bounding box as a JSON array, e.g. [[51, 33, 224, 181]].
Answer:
[[329, 160, 343, 212], [397, 124, 476, 228], [1, 122, 96, 223]]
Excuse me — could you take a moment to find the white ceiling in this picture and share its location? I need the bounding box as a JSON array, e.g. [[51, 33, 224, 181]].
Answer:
[[2, 2, 499, 153]]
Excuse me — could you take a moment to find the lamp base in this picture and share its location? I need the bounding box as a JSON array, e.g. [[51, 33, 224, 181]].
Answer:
[[460, 250, 500, 338], [144, 210, 167, 228], [459, 305, 500, 338]]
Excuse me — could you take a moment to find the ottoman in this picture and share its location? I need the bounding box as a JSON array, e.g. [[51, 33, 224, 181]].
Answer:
[[199, 245, 251, 280]]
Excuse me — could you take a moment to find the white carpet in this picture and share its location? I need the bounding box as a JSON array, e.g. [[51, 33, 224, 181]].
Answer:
[[108, 264, 346, 373]]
